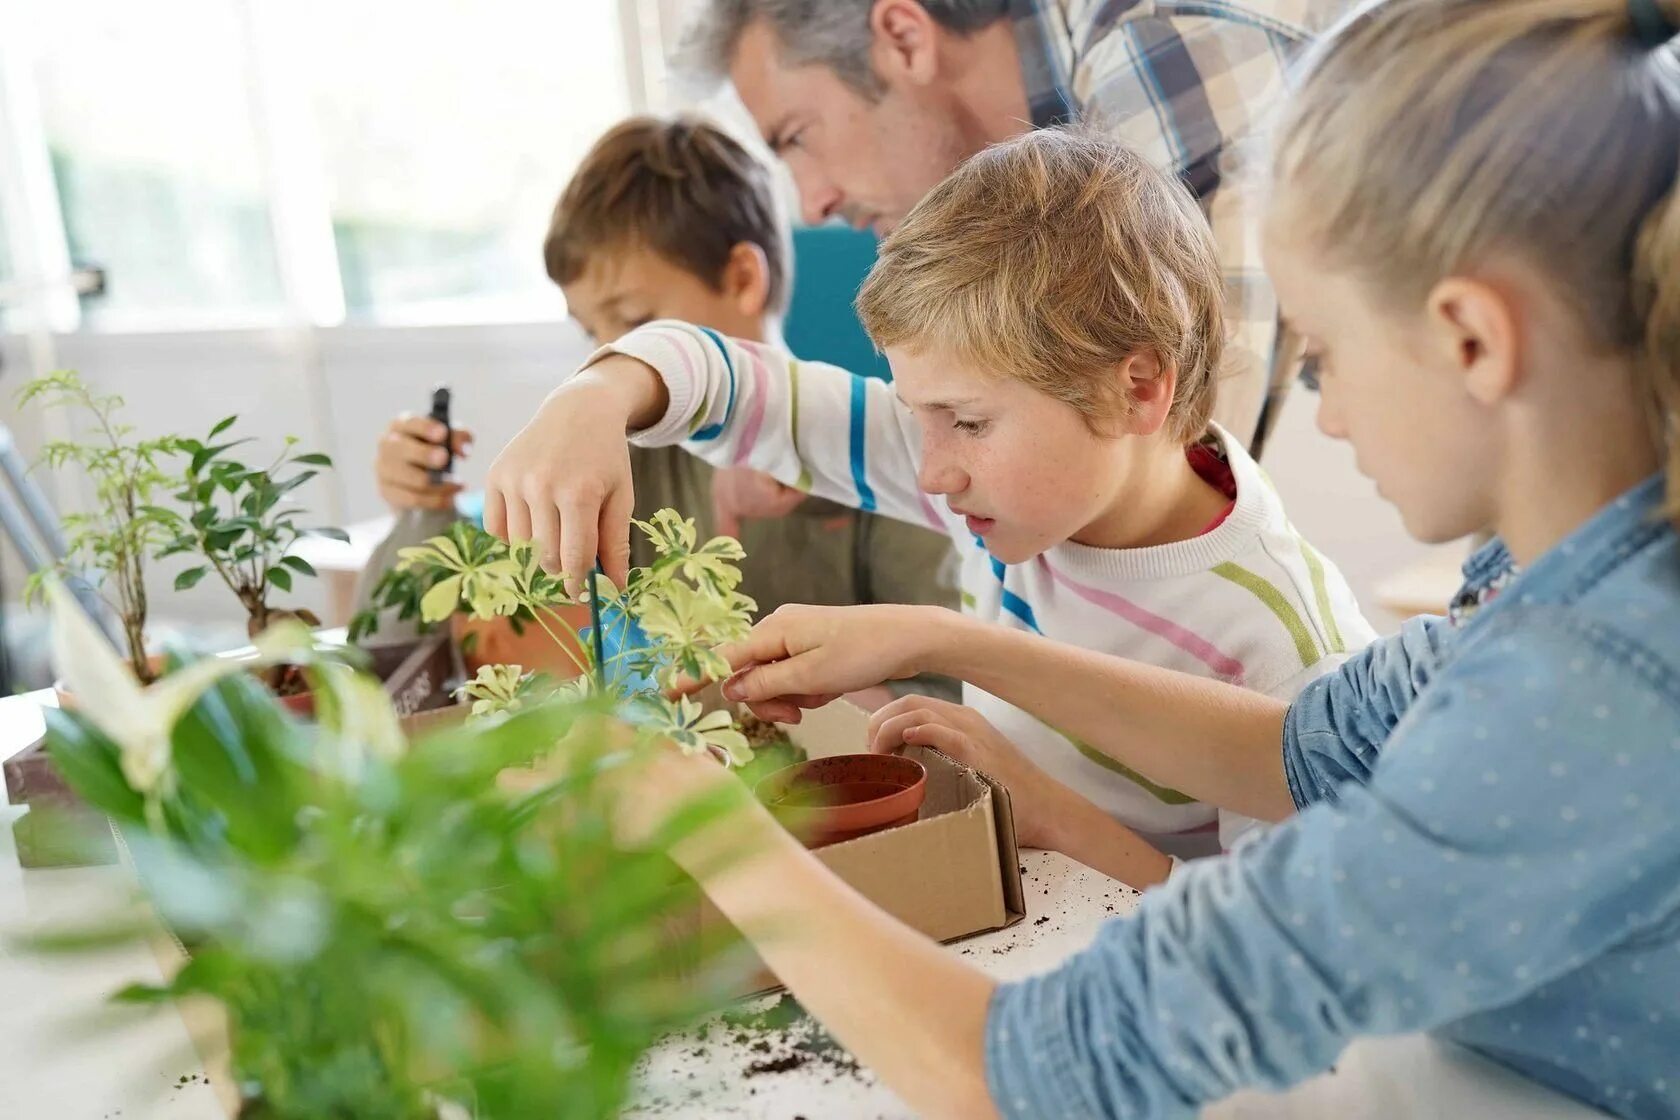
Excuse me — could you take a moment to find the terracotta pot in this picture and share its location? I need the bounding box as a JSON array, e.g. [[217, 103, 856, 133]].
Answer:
[[53, 654, 169, 709], [56, 656, 317, 717], [453, 608, 593, 681], [277, 689, 316, 718], [754, 753, 927, 848]]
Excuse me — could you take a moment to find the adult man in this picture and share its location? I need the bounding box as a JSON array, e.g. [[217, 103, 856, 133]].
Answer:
[[681, 0, 1343, 454]]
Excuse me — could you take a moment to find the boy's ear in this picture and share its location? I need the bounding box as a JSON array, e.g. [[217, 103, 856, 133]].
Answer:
[[722, 242, 773, 318], [1426, 276, 1521, 406], [1117, 350, 1177, 438], [869, 0, 941, 86]]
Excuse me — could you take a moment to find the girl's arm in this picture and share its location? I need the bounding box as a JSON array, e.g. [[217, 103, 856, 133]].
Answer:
[[603, 750, 1001, 1120]]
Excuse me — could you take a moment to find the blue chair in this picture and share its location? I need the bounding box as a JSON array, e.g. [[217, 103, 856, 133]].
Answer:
[[784, 225, 892, 381]]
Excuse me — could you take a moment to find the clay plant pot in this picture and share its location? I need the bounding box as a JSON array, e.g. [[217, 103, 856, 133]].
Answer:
[[453, 606, 593, 681], [754, 754, 927, 849], [53, 653, 169, 710]]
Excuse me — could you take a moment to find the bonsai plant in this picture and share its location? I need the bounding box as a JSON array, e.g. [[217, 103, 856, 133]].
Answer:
[[29, 577, 753, 1120], [157, 417, 348, 700], [18, 370, 186, 684]]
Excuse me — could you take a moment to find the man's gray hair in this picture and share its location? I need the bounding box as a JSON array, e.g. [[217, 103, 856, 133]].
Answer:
[[680, 1, 1008, 97]]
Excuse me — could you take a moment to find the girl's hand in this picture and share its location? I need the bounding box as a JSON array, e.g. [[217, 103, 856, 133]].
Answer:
[[376, 414, 473, 513], [867, 696, 1067, 850]]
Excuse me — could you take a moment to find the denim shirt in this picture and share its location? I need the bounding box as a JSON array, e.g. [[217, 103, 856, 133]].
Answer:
[[987, 475, 1680, 1120]]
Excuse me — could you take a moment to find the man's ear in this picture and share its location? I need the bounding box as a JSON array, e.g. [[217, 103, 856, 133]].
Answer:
[[869, 0, 942, 86], [1425, 276, 1522, 406], [1116, 350, 1178, 437], [722, 242, 774, 318]]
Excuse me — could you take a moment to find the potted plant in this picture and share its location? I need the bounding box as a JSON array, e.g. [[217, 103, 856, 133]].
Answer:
[[353, 509, 785, 766], [18, 370, 186, 684], [157, 418, 347, 710], [358, 511, 918, 840], [29, 577, 754, 1120]]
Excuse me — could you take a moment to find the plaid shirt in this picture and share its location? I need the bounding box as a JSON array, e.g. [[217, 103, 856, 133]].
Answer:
[[1011, 0, 1345, 455]]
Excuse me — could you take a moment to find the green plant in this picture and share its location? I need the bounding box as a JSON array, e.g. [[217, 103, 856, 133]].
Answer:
[[31, 578, 750, 1120], [352, 510, 759, 765], [161, 418, 347, 639], [18, 370, 187, 684]]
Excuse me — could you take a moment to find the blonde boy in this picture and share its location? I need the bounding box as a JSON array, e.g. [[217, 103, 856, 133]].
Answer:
[[484, 128, 1376, 885]]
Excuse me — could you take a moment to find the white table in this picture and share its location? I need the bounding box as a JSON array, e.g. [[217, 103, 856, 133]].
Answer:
[[0, 691, 1604, 1119]]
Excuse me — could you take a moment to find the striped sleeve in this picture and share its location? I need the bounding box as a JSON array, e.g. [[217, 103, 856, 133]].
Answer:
[[591, 321, 951, 533]]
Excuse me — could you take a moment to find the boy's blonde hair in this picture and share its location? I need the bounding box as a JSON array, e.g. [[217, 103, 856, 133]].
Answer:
[[1270, 0, 1680, 525], [856, 128, 1224, 442]]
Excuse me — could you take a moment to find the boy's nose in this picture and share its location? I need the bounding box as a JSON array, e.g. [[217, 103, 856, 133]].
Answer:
[[917, 456, 967, 497]]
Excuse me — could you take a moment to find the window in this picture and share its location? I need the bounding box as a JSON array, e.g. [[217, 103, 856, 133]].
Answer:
[[29, 0, 285, 327], [6, 0, 637, 330], [290, 0, 633, 321]]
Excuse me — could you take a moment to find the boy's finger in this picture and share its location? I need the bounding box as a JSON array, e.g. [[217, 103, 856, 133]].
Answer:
[[714, 625, 801, 680], [530, 500, 561, 573], [870, 709, 932, 753], [379, 461, 439, 492], [599, 483, 635, 591], [902, 722, 970, 760], [746, 699, 804, 725], [558, 495, 599, 598], [393, 413, 447, 443], [483, 489, 508, 539], [505, 498, 534, 553], [721, 658, 818, 704]]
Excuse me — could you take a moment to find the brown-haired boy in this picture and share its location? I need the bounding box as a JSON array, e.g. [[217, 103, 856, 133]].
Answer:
[[361, 116, 957, 694]]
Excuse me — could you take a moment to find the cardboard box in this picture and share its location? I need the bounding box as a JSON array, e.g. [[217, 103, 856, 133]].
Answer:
[[703, 697, 1027, 996], [406, 694, 1028, 996]]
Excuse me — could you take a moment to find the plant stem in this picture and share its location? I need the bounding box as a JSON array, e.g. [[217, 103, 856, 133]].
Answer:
[[527, 607, 591, 677]]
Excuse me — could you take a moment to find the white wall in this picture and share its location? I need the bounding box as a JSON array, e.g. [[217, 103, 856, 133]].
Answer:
[[0, 322, 1437, 649], [0, 322, 592, 637], [1259, 380, 1441, 634]]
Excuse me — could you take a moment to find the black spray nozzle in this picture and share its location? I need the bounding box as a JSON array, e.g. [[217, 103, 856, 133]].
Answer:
[[428, 386, 452, 482]]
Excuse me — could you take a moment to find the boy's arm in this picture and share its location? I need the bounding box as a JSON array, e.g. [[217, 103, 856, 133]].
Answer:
[[717, 605, 1297, 822], [601, 322, 949, 533]]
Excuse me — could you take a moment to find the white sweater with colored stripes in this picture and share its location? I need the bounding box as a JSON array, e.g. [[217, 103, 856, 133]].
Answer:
[[600, 322, 1376, 851]]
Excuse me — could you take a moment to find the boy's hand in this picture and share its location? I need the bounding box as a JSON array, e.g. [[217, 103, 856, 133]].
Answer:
[[867, 696, 1065, 850], [710, 466, 807, 537], [483, 355, 667, 591], [709, 604, 963, 724], [376, 414, 473, 513]]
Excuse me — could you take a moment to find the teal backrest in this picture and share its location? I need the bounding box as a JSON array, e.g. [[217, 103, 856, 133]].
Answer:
[[784, 225, 892, 382]]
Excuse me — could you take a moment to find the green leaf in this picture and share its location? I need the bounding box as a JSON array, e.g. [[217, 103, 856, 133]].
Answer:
[[420, 575, 464, 622], [174, 567, 209, 591], [307, 527, 350, 544], [291, 452, 332, 467], [280, 555, 316, 577], [265, 567, 292, 592], [42, 709, 147, 822], [207, 414, 238, 440], [111, 982, 174, 1005]]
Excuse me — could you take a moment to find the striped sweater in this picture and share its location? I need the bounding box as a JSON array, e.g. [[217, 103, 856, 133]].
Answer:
[[598, 321, 1376, 850]]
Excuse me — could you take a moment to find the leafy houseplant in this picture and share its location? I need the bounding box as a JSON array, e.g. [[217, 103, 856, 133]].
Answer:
[[161, 418, 346, 641], [353, 510, 767, 767], [32, 578, 751, 1120], [19, 371, 186, 684]]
